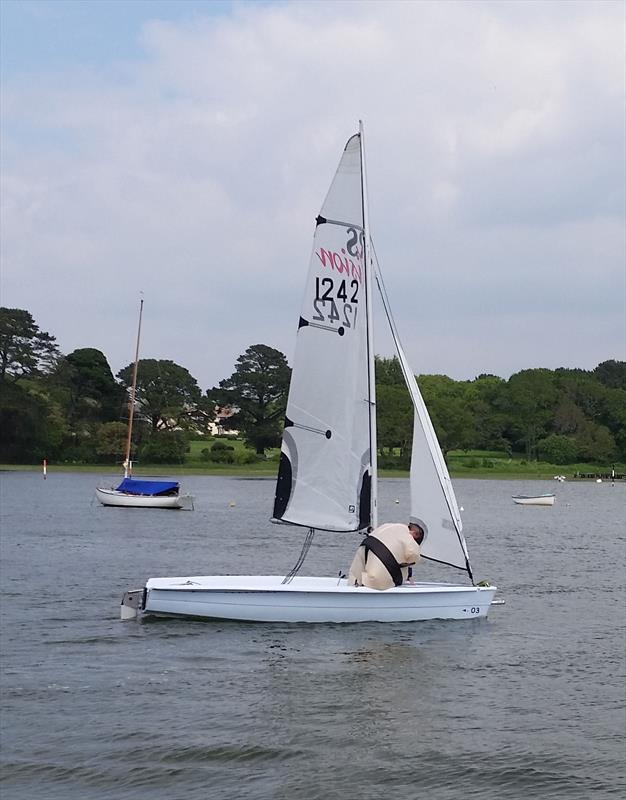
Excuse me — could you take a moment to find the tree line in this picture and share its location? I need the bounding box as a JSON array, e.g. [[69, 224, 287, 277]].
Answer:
[[376, 357, 625, 467], [1, 307, 624, 467]]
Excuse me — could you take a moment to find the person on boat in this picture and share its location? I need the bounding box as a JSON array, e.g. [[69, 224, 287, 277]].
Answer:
[[347, 518, 426, 590]]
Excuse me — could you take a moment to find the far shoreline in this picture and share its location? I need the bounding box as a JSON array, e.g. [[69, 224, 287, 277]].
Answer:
[[1, 463, 622, 481]]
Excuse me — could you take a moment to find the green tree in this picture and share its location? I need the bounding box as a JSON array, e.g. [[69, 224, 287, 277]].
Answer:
[[555, 368, 606, 421], [418, 374, 475, 454], [601, 387, 626, 460], [139, 431, 189, 464], [376, 384, 413, 462], [94, 421, 128, 463], [209, 344, 291, 455], [375, 356, 405, 386], [593, 359, 626, 390], [0, 308, 60, 382], [553, 396, 587, 435], [63, 348, 126, 424], [0, 308, 67, 461], [375, 357, 415, 465], [207, 440, 236, 463], [537, 434, 578, 465], [575, 421, 616, 463], [117, 359, 202, 432], [504, 369, 558, 459], [0, 380, 66, 462], [554, 367, 624, 461], [469, 374, 509, 451]]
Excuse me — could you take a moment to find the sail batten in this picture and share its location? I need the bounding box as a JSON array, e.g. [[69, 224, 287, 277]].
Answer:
[[317, 218, 365, 231]]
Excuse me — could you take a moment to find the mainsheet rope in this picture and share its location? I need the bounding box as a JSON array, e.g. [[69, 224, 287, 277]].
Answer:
[[282, 528, 315, 584]]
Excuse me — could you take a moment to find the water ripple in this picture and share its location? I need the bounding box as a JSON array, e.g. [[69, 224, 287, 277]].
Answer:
[[1, 475, 624, 800]]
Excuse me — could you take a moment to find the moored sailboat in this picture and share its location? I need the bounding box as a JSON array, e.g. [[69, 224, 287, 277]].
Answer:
[[121, 124, 496, 620], [96, 299, 192, 510]]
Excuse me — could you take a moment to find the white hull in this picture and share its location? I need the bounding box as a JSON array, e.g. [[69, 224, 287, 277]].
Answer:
[[126, 576, 497, 623], [95, 487, 192, 509], [512, 494, 555, 506]]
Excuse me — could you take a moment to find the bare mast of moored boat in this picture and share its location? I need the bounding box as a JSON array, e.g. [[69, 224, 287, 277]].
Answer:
[[123, 297, 143, 479]]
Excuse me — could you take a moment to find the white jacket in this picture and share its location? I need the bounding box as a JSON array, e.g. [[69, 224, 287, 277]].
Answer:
[[347, 522, 421, 590]]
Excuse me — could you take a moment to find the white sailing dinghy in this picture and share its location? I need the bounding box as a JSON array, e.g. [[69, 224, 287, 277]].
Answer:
[[96, 299, 193, 510], [121, 124, 496, 622]]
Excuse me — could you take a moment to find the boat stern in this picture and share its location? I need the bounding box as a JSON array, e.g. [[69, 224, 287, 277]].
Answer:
[[120, 588, 145, 620]]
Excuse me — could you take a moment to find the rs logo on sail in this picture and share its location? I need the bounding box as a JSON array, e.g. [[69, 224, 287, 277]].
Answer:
[[316, 227, 364, 283]]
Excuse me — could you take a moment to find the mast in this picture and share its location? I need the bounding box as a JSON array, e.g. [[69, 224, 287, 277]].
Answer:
[[359, 121, 378, 529], [123, 297, 144, 479]]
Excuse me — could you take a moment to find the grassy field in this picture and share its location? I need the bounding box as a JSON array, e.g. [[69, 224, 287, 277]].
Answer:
[[2, 440, 623, 480], [445, 450, 624, 480]]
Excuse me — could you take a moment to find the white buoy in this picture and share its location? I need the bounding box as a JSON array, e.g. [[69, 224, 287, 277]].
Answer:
[[43, 459, 47, 480]]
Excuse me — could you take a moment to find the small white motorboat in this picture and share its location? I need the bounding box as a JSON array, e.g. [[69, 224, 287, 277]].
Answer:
[[512, 493, 555, 506]]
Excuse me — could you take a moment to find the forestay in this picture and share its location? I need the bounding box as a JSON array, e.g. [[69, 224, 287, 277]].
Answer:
[[273, 134, 372, 532]]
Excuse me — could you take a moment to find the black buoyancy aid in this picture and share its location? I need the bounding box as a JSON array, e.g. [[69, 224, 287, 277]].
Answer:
[[361, 535, 403, 587]]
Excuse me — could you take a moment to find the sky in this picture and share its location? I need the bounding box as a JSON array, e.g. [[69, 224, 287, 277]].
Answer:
[[1, 0, 625, 393]]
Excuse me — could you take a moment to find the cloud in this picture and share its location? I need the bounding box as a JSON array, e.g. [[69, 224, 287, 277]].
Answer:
[[1, 0, 624, 390]]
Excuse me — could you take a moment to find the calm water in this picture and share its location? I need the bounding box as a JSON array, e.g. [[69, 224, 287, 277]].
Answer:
[[1, 472, 624, 800]]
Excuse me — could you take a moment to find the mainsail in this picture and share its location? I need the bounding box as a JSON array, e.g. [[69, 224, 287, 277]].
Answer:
[[273, 134, 373, 532]]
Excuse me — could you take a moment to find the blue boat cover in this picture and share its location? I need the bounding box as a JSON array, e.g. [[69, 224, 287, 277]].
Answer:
[[115, 478, 180, 496]]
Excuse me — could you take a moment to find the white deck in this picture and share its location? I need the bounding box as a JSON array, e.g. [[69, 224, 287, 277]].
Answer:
[[140, 576, 497, 623], [146, 575, 478, 593]]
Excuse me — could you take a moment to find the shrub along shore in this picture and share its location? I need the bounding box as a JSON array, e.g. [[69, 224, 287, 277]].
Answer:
[[3, 436, 623, 480], [2, 455, 623, 481]]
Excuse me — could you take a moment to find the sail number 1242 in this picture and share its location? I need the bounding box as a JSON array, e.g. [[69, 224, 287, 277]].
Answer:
[[313, 277, 359, 329]]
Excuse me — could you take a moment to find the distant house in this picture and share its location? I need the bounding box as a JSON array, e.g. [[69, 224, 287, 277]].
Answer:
[[161, 405, 239, 437], [208, 406, 239, 437]]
